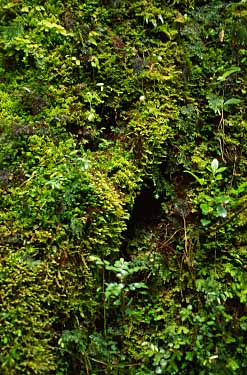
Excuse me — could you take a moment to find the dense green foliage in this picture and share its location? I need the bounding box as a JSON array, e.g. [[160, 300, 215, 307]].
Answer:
[[0, 0, 247, 374]]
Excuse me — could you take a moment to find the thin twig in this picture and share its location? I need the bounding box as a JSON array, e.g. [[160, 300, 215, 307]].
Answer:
[[160, 228, 182, 248]]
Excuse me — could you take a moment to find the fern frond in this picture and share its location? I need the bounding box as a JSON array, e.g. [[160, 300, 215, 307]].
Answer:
[[0, 23, 24, 43]]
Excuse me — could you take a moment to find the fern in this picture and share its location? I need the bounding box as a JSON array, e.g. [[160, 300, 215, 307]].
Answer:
[[0, 23, 24, 43]]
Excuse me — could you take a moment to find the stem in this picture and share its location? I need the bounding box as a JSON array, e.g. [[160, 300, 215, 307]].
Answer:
[[183, 215, 188, 257], [183, 214, 193, 270], [102, 268, 106, 337], [218, 98, 226, 162]]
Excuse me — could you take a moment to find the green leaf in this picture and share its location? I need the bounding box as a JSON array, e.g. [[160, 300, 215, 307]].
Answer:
[[88, 112, 95, 121], [38, 20, 68, 36], [128, 282, 148, 291], [224, 98, 241, 106], [216, 167, 227, 174], [207, 93, 223, 114], [211, 159, 219, 174], [185, 351, 193, 361], [184, 170, 205, 185], [200, 203, 210, 215], [201, 218, 211, 226], [105, 282, 125, 299], [216, 205, 227, 218], [217, 67, 241, 81]]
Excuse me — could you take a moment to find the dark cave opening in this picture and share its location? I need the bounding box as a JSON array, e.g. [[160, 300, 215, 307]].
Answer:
[[122, 186, 163, 247], [131, 187, 162, 224]]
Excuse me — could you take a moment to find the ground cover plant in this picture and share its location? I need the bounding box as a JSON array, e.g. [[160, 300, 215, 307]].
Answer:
[[0, 0, 247, 374]]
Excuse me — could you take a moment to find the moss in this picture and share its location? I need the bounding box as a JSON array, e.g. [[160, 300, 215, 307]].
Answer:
[[1, 0, 247, 374]]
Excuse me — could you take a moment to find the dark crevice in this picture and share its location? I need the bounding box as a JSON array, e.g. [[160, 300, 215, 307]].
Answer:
[[122, 186, 163, 249]]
